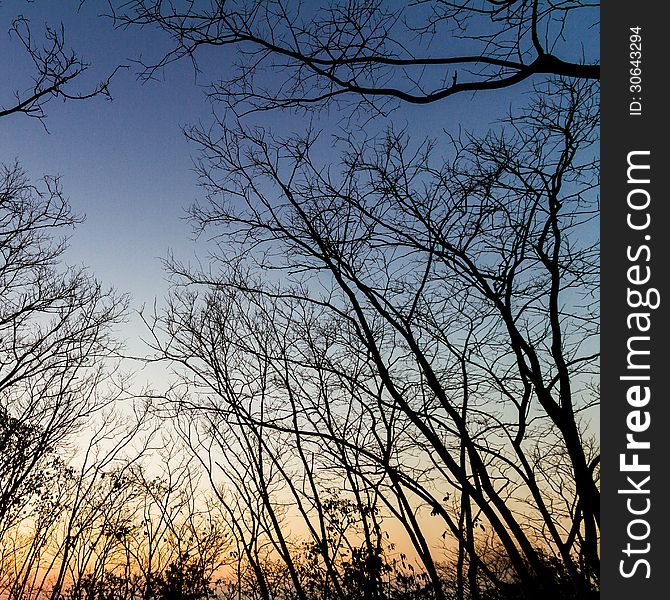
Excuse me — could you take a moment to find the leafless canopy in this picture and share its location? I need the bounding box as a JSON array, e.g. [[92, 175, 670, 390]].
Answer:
[[112, 0, 598, 114], [147, 77, 600, 600], [0, 161, 126, 537], [1, 15, 122, 123]]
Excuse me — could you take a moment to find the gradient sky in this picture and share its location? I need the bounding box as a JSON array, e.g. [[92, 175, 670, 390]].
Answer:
[[1, 1, 598, 371], [1, 0, 600, 566]]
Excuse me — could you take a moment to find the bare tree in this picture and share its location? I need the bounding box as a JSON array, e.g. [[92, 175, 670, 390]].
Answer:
[[0, 161, 127, 547], [112, 0, 598, 114], [1, 11, 121, 124], [148, 77, 599, 599], [91, 3, 602, 598], [0, 401, 230, 600]]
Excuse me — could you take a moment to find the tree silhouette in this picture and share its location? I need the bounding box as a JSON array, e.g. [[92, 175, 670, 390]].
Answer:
[[114, 0, 598, 114], [0, 3, 601, 598], [148, 77, 599, 600], [1, 12, 121, 124], [0, 162, 126, 543]]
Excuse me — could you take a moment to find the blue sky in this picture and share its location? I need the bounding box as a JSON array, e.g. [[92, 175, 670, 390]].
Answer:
[[1, 1, 598, 366], [1, 2, 212, 359], [0, 2, 488, 306], [2, 4, 196, 280]]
